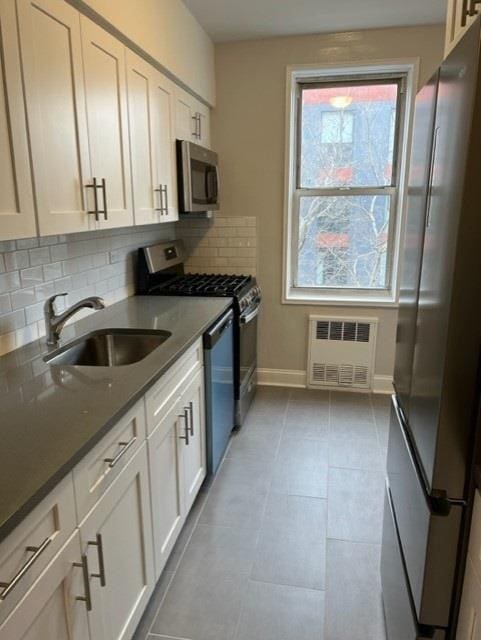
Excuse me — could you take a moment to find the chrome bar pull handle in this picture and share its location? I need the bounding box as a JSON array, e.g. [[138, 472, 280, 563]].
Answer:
[[99, 178, 108, 221], [154, 185, 163, 214], [88, 534, 106, 587], [191, 114, 198, 138], [0, 537, 52, 600], [197, 113, 202, 140], [162, 185, 168, 215], [187, 401, 194, 436], [74, 554, 93, 611], [178, 409, 190, 445], [86, 177, 100, 221], [104, 436, 137, 468]]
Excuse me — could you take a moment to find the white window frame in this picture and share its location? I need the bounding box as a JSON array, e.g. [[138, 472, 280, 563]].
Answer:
[[282, 59, 419, 307]]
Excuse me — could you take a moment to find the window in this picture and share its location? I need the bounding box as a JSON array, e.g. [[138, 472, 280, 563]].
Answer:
[[284, 63, 414, 305]]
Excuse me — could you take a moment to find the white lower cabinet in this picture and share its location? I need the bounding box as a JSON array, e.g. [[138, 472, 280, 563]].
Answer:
[[148, 398, 185, 579], [0, 339, 207, 640], [79, 443, 154, 640], [0, 531, 90, 640], [148, 356, 206, 579], [180, 368, 207, 514]]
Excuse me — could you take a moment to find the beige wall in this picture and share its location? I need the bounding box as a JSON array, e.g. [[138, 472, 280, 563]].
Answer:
[[75, 0, 216, 105], [213, 25, 445, 380]]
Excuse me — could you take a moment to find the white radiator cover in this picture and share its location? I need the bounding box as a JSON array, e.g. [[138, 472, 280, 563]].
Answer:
[[307, 315, 378, 390]]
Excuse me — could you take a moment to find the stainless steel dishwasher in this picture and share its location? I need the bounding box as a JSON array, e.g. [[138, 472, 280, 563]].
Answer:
[[203, 309, 235, 475]]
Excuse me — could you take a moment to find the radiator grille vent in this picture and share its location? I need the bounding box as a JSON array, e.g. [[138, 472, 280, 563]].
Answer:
[[312, 363, 370, 387], [308, 316, 377, 390], [316, 320, 370, 343]]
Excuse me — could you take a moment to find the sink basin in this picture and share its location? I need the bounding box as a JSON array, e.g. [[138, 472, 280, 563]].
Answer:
[[44, 329, 171, 367]]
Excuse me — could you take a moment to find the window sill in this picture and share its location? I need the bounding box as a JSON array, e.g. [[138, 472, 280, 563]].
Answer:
[[283, 289, 399, 308]]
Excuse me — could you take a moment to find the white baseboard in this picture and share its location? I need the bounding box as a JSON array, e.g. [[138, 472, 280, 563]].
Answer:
[[257, 368, 307, 388], [257, 368, 393, 394], [372, 375, 394, 394]]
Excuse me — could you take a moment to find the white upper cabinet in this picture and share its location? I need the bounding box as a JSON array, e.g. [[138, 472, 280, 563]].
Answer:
[[126, 52, 178, 225], [175, 86, 211, 148], [80, 17, 133, 230], [126, 52, 158, 226], [445, 0, 480, 57], [150, 71, 179, 223], [8, 0, 208, 240], [17, 0, 92, 236], [0, 0, 36, 241]]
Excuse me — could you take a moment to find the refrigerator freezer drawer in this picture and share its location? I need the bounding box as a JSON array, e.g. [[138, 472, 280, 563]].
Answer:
[[387, 396, 463, 627], [382, 486, 446, 640]]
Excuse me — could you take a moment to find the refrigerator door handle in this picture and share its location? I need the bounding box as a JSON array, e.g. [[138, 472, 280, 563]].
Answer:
[[391, 395, 465, 514]]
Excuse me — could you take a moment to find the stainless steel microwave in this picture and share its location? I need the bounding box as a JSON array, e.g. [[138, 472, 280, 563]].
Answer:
[[176, 140, 220, 214]]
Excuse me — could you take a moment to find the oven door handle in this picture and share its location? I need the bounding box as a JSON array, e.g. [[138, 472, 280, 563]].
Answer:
[[240, 304, 260, 324]]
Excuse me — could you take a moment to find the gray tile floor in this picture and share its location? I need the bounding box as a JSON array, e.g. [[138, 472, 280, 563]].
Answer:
[[134, 386, 391, 640]]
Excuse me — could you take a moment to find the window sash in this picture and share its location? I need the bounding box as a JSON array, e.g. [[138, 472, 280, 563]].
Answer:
[[290, 188, 398, 292], [296, 76, 405, 191]]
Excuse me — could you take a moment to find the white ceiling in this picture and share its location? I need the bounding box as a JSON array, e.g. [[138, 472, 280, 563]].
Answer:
[[183, 0, 446, 43]]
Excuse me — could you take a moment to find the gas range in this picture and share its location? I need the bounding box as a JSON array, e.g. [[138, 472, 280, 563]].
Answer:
[[136, 240, 261, 426]]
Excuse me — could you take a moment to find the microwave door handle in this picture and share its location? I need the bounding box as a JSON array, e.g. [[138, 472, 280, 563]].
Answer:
[[213, 166, 219, 200]]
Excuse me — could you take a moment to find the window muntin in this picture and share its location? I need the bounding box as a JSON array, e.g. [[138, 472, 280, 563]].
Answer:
[[292, 75, 405, 294]]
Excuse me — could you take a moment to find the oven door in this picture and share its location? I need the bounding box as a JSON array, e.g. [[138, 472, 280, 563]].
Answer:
[[237, 302, 259, 425], [177, 140, 220, 213]]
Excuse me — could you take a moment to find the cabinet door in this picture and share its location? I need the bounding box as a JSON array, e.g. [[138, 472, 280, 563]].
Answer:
[[80, 17, 133, 230], [0, 0, 36, 241], [175, 86, 197, 142], [0, 531, 90, 640], [175, 87, 211, 148], [196, 101, 211, 148], [126, 51, 158, 226], [80, 444, 154, 640], [180, 368, 206, 514], [147, 398, 185, 579], [17, 0, 92, 236], [445, 0, 478, 57], [151, 71, 179, 223]]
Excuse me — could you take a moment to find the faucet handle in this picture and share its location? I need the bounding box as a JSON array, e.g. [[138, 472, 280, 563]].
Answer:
[[45, 292, 68, 315]]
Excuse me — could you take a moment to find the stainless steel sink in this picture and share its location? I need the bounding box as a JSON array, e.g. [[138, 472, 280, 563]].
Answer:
[[44, 329, 171, 367]]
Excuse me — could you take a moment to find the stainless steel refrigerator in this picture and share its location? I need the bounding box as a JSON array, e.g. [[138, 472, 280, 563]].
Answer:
[[381, 19, 481, 640]]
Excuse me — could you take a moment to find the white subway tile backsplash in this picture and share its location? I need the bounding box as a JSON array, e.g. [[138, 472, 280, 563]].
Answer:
[[0, 309, 26, 333], [0, 224, 176, 356], [0, 272, 21, 293], [20, 267, 44, 287], [4, 250, 29, 271], [11, 288, 36, 310], [29, 247, 51, 266], [43, 262, 63, 281], [0, 294, 12, 314], [16, 238, 38, 250], [176, 216, 257, 277], [50, 244, 68, 262]]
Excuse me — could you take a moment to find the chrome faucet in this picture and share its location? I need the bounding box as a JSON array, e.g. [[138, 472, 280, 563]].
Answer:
[[44, 293, 105, 346]]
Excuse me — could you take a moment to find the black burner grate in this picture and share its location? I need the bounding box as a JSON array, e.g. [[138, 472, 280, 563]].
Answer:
[[152, 273, 252, 297]]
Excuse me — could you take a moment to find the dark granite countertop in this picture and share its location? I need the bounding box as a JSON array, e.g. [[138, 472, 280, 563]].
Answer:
[[0, 296, 231, 543]]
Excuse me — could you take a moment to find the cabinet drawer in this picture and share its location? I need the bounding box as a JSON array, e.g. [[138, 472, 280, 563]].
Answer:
[[73, 400, 146, 523], [0, 474, 76, 625], [145, 339, 203, 435]]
